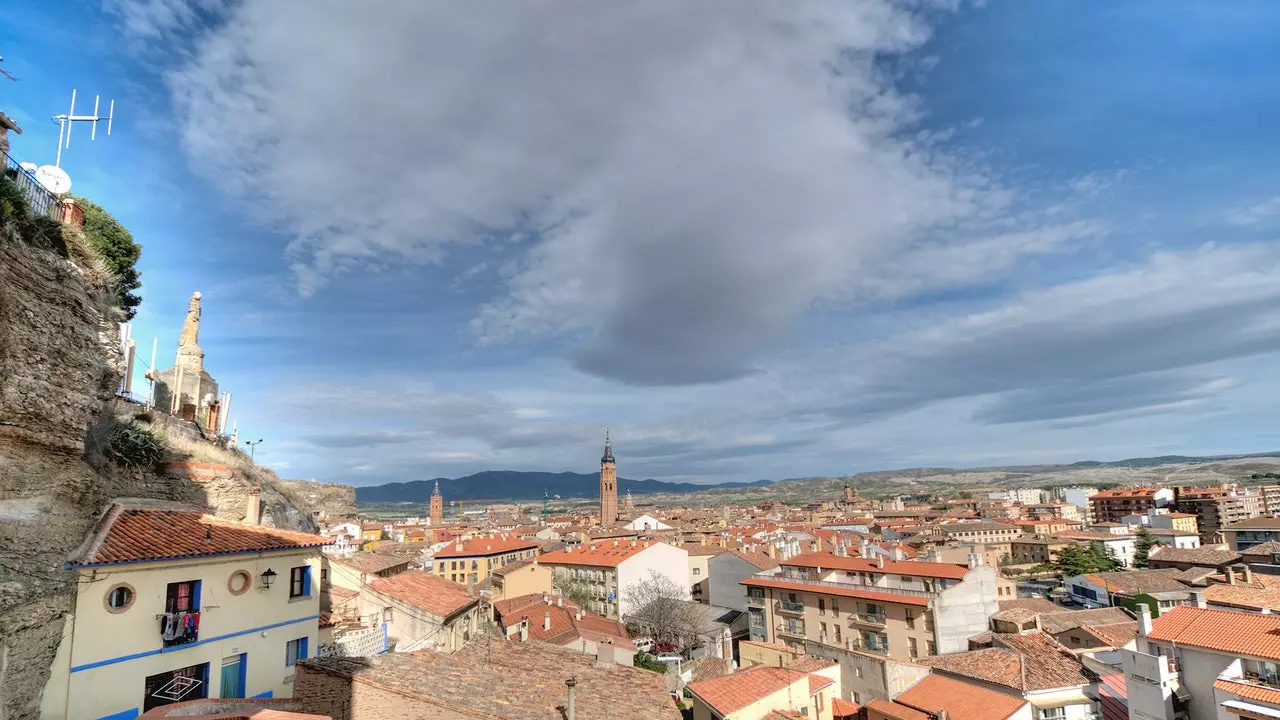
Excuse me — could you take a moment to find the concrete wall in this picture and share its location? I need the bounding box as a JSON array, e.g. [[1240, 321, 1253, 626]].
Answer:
[[708, 553, 760, 611], [617, 543, 690, 619], [356, 585, 477, 654], [45, 549, 322, 719], [802, 640, 928, 706], [932, 565, 1000, 655], [492, 561, 552, 602], [688, 553, 712, 603]]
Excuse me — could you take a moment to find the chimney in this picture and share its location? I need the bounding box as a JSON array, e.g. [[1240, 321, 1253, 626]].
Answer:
[[766, 544, 777, 559], [543, 592, 550, 605], [1229, 569, 1237, 585], [1192, 590, 1206, 608], [519, 619, 529, 642], [544, 610, 552, 631], [565, 678, 577, 720], [576, 608, 585, 621], [968, 553, 981, 569], [876, 554, 885, 569], [701, 534, 708, 546], [557, 595, 564, 607], [246, 487, 262, 526], [1245, 565, 1254, 585], [860, 539, 869, 557], [816, 536, 824, 552], [1136, 603, 1153, 636], [937, 712, 949, 720]]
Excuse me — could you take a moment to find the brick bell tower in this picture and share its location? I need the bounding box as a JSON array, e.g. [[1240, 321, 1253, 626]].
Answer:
[[599, 430, 618, 525], [429, 479, 444, 526]]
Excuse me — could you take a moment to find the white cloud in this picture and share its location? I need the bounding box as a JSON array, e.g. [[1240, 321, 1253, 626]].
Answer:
[[146, 0, 1096, 385], [1226, 196, 1280, 226]]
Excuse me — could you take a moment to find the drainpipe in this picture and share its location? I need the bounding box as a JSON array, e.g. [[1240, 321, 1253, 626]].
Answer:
[[565, 677, 578, 720]]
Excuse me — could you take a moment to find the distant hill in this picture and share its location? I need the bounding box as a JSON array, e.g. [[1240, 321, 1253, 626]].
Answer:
[[354, 470, 773, 504]]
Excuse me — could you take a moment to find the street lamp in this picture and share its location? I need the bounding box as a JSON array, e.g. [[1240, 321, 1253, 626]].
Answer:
[[244, 438, 264, 462], [259, 568, 277, 590]]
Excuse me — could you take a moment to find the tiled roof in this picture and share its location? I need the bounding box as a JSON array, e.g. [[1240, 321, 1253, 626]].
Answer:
[[1091, 488, 1160, 499], [919, 632, 1090, 692], [1224, 517, 1280, 530], [991, 607, 1040, 624], [1148, 546, 1241, 566], [688, 667, 801, 715], [832, 698, 861, 718], [808, 674, 834, 694], [1214, 678, 1280, 705], [685, 545, 728, 557], [538, 540, 664, 567], [1147, 606, 1280, 661], [1204, 583, 1280, 612], [732, 549, 781, 571], [789, 656, 839, 673], [865, 698, 929, 720], [1241, 540, 1280, 556], [998, 598, 1061, 613], [781, 551, 969, 579], [689, 657, 729, 683], [368, 571, 477, 618], [1038, 607, 1135, 634], [894, 673, 1029, 720], [433, 535, 538, 558], [1172, 566, 1216, 585], [1078, 569, 1188, 594], [335, 552, 412, 575], [490, 557, 535, 577], [940, 521, 1020, 534], [741, 577, 930, 607], [71, 502, 331, 566], [1081, 621, 1139, 648], [299, 640, 677, 720], [1055, 531, 1133, 541]]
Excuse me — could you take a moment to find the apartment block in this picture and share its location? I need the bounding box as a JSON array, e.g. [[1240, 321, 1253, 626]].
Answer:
[[431, 534, 538, 585], [741, 551, 999, 662], [1089, 487, 1174, 524], [538, 539, 690, 618], [1124, 602, 1280, 720], [1176, 488, 1264, 543], [939, 521, 1023, 544], [1222, 516, 1280, 551]]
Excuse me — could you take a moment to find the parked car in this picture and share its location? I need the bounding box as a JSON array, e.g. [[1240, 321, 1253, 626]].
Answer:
[[655, 641, 678, 654], [633, 637, 655, 653], [654, 653, 683, 664]]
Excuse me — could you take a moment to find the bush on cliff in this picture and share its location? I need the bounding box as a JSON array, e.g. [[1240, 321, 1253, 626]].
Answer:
[[77, 198, 142, 320], [105, 420, 164, 468]]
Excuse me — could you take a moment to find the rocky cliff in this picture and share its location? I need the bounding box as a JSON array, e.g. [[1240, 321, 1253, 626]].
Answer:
[[0, 231, 328, 718]]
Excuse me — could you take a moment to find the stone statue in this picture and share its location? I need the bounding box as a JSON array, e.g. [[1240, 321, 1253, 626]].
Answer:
[[179, 292, 202, 347]]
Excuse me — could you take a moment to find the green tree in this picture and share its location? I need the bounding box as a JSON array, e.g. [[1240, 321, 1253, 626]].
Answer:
[[78, 198, 142, 319], [1133, 527, 1156, 568], [1054, 541, 1119, 577]]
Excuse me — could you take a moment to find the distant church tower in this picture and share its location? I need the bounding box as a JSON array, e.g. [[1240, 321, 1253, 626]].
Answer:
[[429, 479, 444, 526], [600, 431, 618, 525], [622, 489, 635, 517]]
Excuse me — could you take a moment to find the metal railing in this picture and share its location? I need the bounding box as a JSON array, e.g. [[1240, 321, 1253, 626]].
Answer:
[[3, 152, 60, 220], [776, 622, 806, 638], [851, 613, 887, 627], [746, 595, 767, 608], [769, 575, 940, 599], [778, 599, 806, 614]]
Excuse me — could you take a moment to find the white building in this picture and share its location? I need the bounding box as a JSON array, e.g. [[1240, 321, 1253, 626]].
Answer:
[[1054, 531, 1138, 567], [42, 499, 330, 719], [1124, 601, 1280, 719], [623, 514, 672, 532], [538, 540, 690, 619]]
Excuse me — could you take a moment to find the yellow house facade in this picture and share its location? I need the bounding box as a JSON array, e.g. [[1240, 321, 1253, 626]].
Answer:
[[41, 500, 331, 720], [431, 535, 539, 585]]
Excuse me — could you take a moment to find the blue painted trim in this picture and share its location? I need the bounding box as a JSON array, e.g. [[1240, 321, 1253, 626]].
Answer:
[[238, 652, 247, 699], [251, 690, 273, 699], [66, 545, 327, 570], [382, 622, 388, 652], [95, 709, 139, 720], [71, 615, 320, 673]]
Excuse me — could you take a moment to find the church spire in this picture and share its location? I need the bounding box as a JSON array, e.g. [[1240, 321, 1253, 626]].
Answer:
[[602, 428, 615, 464]]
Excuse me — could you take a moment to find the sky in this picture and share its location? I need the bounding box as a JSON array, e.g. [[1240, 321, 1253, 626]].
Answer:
[[4, 1, 1280, 487]]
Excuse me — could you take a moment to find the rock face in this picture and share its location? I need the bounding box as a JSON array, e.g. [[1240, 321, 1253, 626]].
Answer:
[[0, 234, 329, 718], [277, 478, 358, 520]]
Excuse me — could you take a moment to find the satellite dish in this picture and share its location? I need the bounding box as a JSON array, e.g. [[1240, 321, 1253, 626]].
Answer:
[[19, 161, 37, 174], [35, 165, 72, 194]]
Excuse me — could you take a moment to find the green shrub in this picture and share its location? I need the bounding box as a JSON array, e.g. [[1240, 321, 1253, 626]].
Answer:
[[633, 652, 670, 673], [77, 198, 142, 319], [107, 420, 164, 468]]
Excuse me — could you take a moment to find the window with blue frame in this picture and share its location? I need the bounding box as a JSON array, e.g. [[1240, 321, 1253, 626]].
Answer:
[[285, 637, 309, 667], [161, 580, 202, 647], [288, 566, 311, 599]]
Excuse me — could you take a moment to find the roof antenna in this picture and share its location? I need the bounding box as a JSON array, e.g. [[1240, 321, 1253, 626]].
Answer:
[[52, 88, 115, 168]]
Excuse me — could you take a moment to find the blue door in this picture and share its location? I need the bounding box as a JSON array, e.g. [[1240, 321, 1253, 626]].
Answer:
[[219, 654, 245, 698]]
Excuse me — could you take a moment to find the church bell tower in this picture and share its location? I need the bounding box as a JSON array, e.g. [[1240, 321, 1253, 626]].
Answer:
[[599, 431, 617, 525]]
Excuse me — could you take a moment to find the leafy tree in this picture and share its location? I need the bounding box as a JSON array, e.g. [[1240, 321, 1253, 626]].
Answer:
[[624, 569, 704, 653], [1054, 541, 1119, 577], [633, 652, 670, 673], [552, 575, 594, 609], [1133, 527, 1156, 568], [77, 198, 142, 319]]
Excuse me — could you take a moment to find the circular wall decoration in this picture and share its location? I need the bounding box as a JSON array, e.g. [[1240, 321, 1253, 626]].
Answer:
[[104, 583, 135, 613], [228, 570, 253, 595]]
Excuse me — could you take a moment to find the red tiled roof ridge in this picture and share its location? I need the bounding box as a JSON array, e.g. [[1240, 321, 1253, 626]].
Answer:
[[1147, 605, 1280, 660], [741, 577, 930, 607], [780, 551, 969, 579]]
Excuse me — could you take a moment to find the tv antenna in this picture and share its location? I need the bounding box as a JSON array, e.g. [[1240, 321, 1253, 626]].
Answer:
[[51, 88, 114, 168]]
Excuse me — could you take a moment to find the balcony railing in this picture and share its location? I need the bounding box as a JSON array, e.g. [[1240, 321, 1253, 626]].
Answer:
[[846, 639, 889, 655], [851, 613, 887, 627], [778, 599, 806, 614], [776, 623, 806, 638], [768, 575, 940, 600], [746, 595, 767, 608]]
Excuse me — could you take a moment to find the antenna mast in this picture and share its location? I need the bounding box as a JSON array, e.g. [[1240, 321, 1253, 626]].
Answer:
[[52, 89, 115, 167]]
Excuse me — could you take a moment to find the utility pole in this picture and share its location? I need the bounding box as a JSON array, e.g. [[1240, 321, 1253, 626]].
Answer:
[[245, 438, 263, 462]]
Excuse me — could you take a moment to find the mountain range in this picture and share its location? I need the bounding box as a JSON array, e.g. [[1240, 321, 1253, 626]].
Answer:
[[353, 470, 773, 504], [352, 450, 1280, 505]]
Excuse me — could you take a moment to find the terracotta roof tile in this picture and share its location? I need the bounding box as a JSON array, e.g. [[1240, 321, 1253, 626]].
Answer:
[[1081, 622, 1139, 648], [781, 551, 969, 579], [919, 632, 1090, 692], [688, 667, 808, 715], [1148, 546, 1241, 566], [1147, 606, 1280, 660], [368, 571, 477, 618], [1078, 569, 1187, 594], [808, 674, 834, 694], [894, 673, 1029, 720], [73, 502, 331, 566], [866, 698, 929, 720], [539, 540, 668, 567], [334, 552, 412, 575], [732, 549, 781, 571], [1215, 678, 1280, 704], [1038, 607, 1135, 634], [741, 577, 930, 607], [1205, 583, 1280, 611], [1224, 517, 1280, 530], [832, 698, 861, 717], [299, 640, 676, 720], [998, 598, 1061, 613], [433, 535, 538, 558]]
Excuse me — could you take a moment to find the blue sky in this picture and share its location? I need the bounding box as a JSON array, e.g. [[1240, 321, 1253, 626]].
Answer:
[[4, 0, 1280, 486]]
